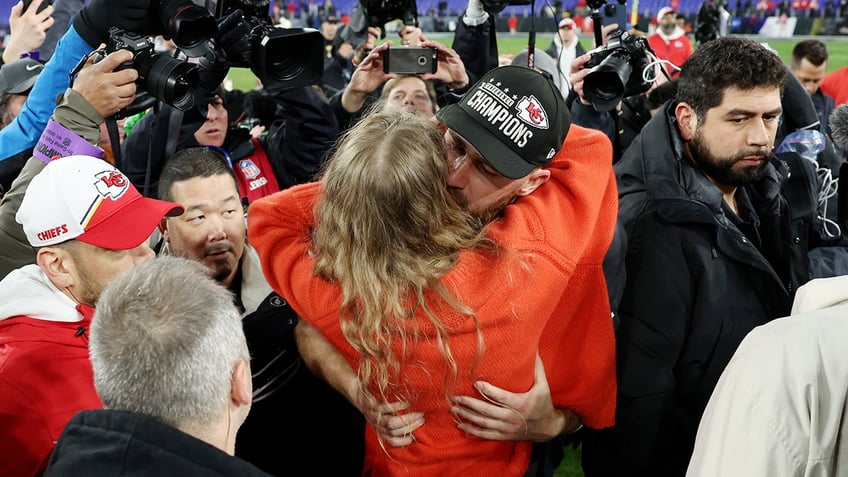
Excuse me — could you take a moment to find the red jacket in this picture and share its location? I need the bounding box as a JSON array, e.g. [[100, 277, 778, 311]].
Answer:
[[821, 67, 848, 106], [0, 265, 101, 476], [249, 125, 618, 477], [647, 30, 694, 78]]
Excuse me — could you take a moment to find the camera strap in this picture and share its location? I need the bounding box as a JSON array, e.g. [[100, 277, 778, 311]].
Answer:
[[164, 106, 184, 167], [106, 118, 122, 171], [68, 50, 99, 89]]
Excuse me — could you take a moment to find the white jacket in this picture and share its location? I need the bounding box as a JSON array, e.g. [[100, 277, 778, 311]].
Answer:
[[687, 276, 848, 477]]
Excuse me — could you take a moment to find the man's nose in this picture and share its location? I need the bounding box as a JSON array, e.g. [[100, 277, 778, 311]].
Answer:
[[206, 215, 228, 241], [206, 104, 219, 121]]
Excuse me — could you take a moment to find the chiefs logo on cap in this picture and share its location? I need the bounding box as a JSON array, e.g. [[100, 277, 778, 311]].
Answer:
[[93, 170, 129, 200], [516, 95, 549, 130]]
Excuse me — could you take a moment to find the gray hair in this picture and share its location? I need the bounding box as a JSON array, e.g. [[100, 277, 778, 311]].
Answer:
[[90, 256, 249, 429]]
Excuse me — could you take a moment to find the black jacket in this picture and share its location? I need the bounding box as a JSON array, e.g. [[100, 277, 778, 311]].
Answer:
[[322, 52, 354, 99], [583, 102, 806, 477], [569, 94, 652, 164], [121, 86, 338, 199], [44, 410, 273, 476]]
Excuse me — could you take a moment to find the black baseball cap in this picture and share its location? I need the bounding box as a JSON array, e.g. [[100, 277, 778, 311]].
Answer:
[[437, 65, 570, 179], [0, 58, 44, 95]]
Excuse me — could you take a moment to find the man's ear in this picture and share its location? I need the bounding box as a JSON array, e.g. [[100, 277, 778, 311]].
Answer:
[[36, 246, 75, 289], [159, 218, 170, 242], [516, 168, 552, 197], [676, 102, 698, 142], [230, 358, 252, 407]]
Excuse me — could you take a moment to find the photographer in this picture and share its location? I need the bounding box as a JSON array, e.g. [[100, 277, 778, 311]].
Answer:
[[330, 25, 470, 131], [119, 9, 338, 202], [0, 0, 154, 194], [567, 23, 667, 163]]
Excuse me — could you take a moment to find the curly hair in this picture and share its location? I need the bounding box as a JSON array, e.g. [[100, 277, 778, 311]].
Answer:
[[312, 110, 492, 420], [677, 36, 788, 121]]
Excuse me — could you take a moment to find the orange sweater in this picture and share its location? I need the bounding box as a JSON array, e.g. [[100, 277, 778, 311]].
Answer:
[[248, 125, 618, 477]]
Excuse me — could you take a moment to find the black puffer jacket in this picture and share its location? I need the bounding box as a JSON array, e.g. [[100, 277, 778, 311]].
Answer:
[[45, 410, 273, 476], [582, 102, 807, 477]]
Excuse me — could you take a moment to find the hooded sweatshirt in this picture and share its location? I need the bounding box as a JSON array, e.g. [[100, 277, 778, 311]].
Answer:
[[0, 264, 101, 476]]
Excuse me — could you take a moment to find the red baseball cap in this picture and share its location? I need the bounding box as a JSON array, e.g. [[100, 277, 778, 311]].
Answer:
[[17, 155, 184, 249], [558, 18, 576, 29]]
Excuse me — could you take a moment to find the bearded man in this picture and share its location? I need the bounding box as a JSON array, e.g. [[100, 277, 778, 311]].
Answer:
[[581, 36, 809, 477]]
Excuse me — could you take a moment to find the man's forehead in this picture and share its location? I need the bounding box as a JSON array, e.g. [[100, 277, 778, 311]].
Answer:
[[391, 77, 428, 93], [170, 175, 239, 201]]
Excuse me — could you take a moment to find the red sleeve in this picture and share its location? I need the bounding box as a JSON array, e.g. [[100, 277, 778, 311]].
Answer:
[[247, 183, 354, 356]]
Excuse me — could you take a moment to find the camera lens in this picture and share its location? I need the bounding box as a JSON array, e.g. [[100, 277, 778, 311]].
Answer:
[[251, 27, 324, 91], [137, 52, 199, 111], [583, 51, 632, 112], [159, 0, 217, 56]]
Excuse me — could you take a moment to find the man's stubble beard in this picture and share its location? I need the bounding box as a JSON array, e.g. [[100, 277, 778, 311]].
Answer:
[[687, 129, 771, 188], [450, 188, 515, 228]]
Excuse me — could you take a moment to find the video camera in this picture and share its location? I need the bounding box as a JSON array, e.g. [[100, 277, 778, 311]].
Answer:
[[582, 28, 653, 112], [204, 0, 324, 91], [95, 0, 322, 117], [363, 0, 418, 36], [342, 0, 418, 47], [85, 0, 215, 119], [479, 0, 532, 14]]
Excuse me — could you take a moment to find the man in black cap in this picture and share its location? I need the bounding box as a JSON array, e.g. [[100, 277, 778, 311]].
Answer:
[[0, 58, 44, 129], [276, 65, 618, 475]]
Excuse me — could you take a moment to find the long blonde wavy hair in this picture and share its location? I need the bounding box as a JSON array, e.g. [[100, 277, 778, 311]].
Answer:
[[312, 110, 492, 420]]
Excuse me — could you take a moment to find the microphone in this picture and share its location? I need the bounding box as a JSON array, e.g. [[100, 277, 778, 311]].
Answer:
[[829, 104, 848, 152]]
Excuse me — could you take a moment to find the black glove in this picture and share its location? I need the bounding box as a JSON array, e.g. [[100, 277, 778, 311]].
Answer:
[[196, 9, 251, 94], [216, 9, 252, 68], [73, 0, 156, 48]]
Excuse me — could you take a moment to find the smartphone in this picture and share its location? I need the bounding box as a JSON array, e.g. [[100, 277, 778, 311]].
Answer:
[[383, 46, 438, 75], [21, 0, 53, 14]]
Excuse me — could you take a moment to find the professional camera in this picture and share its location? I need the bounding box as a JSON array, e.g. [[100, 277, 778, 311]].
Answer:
[[582, 29, 653, 113], [479, 0, 532, 14], [158, 0, 217, 56], [362, 0, 418, 34], [105, 27, 199, 112], [342, 0, 418, 47], [206, 0, 324, 91]]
